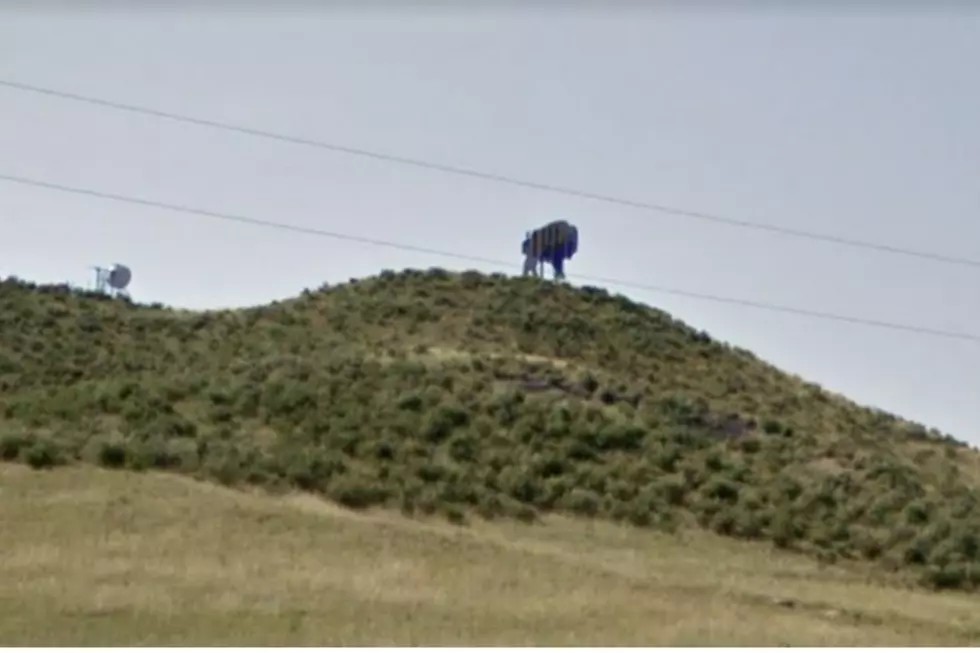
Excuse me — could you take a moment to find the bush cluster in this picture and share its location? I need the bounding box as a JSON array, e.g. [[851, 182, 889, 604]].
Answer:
[[1, 269, 978, 591]]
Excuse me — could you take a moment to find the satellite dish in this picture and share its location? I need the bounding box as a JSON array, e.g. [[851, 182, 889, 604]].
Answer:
[[107, 264, 131, 291], [92, 263, 133, 298]]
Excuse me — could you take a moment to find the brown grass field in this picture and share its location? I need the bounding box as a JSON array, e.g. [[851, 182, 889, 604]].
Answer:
[[3, 464, 980, 646]]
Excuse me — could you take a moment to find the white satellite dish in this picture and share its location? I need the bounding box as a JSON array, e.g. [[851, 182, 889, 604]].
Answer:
[[92, 263, 133, 298], [107, 264, 132, 291]]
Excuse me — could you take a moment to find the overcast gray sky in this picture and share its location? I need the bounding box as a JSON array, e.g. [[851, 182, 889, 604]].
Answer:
[[2, 5, 979, 443]]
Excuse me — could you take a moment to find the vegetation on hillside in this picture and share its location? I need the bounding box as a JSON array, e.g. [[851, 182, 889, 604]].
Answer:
[[1, 268, 979, 590], [6, 466, 980, 646]]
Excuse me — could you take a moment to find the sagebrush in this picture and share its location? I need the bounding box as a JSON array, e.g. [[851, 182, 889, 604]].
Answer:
[[2, 268, 979, 590]]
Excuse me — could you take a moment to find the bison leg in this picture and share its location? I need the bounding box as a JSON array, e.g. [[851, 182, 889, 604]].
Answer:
[[522, 254, 538, 277]]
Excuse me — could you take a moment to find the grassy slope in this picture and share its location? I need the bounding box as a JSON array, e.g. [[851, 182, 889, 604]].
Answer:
[[2, 268, 980, 593], [3, 465, 980, 646]]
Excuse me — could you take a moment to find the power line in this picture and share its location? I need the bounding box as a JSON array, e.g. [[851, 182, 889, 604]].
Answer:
[[3, 78, 980, 271], [2, 171, 978, 345]]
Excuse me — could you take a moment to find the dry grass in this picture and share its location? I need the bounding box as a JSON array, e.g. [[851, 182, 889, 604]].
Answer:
[[3, 464, 980, 646]]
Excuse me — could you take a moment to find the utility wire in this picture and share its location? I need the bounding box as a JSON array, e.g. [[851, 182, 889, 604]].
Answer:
[[3, 78, 979, 271], [2, 172, 978, 344]]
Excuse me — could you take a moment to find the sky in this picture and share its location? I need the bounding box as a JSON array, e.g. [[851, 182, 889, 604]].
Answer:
[[1, 4, 978, 443]]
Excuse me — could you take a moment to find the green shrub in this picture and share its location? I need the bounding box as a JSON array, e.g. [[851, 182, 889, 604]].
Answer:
[[2, 269, 980, 592]]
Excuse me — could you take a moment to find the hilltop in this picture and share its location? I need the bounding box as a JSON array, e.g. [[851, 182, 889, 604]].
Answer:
[[2, 268, 980, 591]]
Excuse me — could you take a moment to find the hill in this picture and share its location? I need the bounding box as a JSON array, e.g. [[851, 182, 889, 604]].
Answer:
[[2, 268, 980, 592], [4, 464, 980, 646]]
